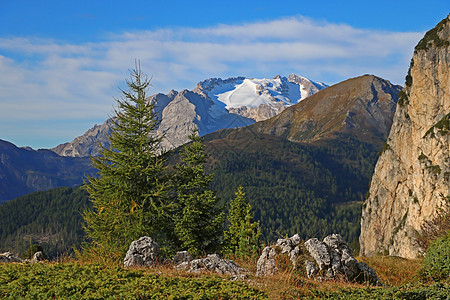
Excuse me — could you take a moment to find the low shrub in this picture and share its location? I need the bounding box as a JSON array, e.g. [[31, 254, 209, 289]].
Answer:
[[422, 231, 450, 281]]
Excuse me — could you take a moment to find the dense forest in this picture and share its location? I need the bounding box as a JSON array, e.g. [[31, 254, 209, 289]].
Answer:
[[0, 187, 89, 258], [206, 130, 378, 247]]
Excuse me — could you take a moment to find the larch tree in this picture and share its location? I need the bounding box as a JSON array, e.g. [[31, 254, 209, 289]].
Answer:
[[173, 130, 225, 257], [83, 63, 172, 255], [223, 186, 261, 258]]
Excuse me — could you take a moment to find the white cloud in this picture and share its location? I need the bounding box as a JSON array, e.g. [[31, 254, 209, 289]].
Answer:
[[0, 16, 422, 148]]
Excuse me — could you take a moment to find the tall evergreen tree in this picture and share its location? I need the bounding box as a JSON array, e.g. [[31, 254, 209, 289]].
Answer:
[[223, 186, 261, 258], [174, 130, 225, 257], [83, 63, 171, 255]]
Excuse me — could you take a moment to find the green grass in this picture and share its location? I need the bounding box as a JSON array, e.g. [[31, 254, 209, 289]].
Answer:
[[1, 257, 449, 299], [309, 283, 450, 299], [0, 262, 267, 299]]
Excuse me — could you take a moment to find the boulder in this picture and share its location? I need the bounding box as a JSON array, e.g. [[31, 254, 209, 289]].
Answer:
[[31, 251, 45, 262], [0, 252, 22, 263], [256, 246, 278, 276], [305, 260, 319, 278], [173, 251, 194, 270], [188, 254, 247, 276], [124, 236, 160, 268]]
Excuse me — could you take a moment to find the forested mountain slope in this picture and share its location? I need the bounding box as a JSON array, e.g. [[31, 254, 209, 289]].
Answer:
[[0, 186, 89, 257]]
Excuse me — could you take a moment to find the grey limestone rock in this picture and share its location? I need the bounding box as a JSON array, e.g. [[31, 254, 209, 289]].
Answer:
[[0, 252, 22, 263], [305, 260, 319, 278], [256, 233, 381, 285], [256, 246, 277, 276], [173, 251, 194, 270], [31, 251, 45, 262], [188, 254, 247, 276], [304, 234, 381, 285], [124, 236, 160, 268], [304, 238, 330, 270], [256, 234, 303, 276]]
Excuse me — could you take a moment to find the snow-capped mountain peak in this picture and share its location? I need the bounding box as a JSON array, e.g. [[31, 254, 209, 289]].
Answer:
[[53, 74, 327, 157], [195, 74, 327, 111]]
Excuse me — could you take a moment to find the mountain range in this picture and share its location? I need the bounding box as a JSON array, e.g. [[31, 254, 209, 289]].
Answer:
[[0, 74, 401, 255], [51, 74, 327, 157]]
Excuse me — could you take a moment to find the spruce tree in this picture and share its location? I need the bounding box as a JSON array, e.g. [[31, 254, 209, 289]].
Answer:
[[174, 130, 225, 257], [223, 186, 261, 258], [83, 63, 170, 255]]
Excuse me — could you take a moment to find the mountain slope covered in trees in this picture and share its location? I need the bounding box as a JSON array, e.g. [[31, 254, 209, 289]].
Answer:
[[0, 186, 89, 257]]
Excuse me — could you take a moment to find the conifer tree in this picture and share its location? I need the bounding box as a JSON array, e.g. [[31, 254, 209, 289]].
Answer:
[[83, 63, 171, 255], [223, 186, 261, 258], [174, 130, 225, 257]]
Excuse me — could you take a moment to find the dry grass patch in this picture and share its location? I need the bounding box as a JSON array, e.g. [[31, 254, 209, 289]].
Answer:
[[357, 256, 423, 286]]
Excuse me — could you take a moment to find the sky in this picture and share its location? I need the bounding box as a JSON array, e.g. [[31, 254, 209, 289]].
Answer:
[[0, 0, 448, 149]]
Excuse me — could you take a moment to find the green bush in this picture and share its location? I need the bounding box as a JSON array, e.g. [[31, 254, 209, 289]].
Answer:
[[397, 90, 409, 107], [422, 231, 450, 281]]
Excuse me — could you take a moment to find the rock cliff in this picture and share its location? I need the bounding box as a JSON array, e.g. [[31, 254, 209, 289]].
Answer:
[[360, 16, 450, 259]]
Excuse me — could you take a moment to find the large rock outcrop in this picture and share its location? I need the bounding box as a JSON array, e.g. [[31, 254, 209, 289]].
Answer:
[[360, 16, 450, 259], [256, 234, 380, 285]]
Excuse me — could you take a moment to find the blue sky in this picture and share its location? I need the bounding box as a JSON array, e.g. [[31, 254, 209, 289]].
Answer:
[[0, 0, 448, 149]]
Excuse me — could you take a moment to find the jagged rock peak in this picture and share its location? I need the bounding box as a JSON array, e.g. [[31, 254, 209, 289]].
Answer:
[[195, 77, 246, 92], [360, 15, 450, 259], [51, 118, 114, 157], [52, 74, 327, 157]]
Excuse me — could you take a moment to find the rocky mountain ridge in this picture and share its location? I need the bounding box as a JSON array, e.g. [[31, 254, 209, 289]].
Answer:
[[359, 16, 450, 259], [51, 74, 327, 157], [251, 74, 401, 146]]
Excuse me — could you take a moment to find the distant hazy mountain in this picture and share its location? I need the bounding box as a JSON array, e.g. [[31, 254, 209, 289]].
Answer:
[[51, 74, 327, 157], [0, 139, 94, 203]]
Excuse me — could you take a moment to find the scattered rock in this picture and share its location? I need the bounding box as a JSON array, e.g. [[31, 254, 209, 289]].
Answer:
[[124, 236, 160, 268], [305, 260, 319, 278], [304, 234, 381, 285], [256, 234, 303, 276], [173, 251, 193, 270], [188, 254, 247, 276], [256, 233, 382, 285], [0, 252, 22, 263], [32, 251, 45, 262], [256, 245, 278, 276]]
